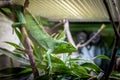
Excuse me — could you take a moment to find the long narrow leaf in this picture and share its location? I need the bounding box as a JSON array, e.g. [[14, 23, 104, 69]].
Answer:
[[0, 67, 26, 74], [14, 28, 23, 43], [0, 47, 29, 65], [69, 58, 93, 63], [92, 55, 110, 60], [80, 62, 101, 72], [56, 31, 66, 41], [70, 64, 89, 78], [5, 41, 23, 49], [0, 67, 32, 80]]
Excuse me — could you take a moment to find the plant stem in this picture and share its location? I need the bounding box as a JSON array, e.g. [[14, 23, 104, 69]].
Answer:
[[21, 0, 39, 78], [105, 38, 119, 80], [103, 0, 119, 37], [20, 27, 39, 79], [103, 0, 119, 79], [64, 19, 76, 47], [112, 0, 120, 34]]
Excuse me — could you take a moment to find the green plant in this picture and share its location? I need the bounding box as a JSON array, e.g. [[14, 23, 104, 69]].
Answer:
[[0, 1, 113, 80], [0, 29, 110, 80]]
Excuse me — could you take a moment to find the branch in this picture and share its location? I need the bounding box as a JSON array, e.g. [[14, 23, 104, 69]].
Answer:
[[103, 0, 119, 80], [20, 27, 39, 79], [63, 19, 105, 50], [112, 0, 120, 35], [24, 0, 29, 9], [19, 0, 39, 78], [51, 20, 64, 30], [103, 0, 119, 37], [76, 24, 106, 48], [0, 0, 39, 78], [63, 19, 76, 48]]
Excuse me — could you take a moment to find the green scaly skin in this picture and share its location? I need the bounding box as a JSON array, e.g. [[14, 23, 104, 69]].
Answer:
[[13, 6, 76, 73]]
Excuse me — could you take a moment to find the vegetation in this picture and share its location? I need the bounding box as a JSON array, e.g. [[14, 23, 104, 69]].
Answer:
[[0, 27, 115, 80], [0, 0, 120, 80]]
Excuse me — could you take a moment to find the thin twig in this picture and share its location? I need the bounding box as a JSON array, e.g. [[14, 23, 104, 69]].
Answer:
[[76, 24, 106, 48], [63, 19, 105, 50], [112, 0, 120, 35], [63, 19, 76, 48], [103, 0, 119, 37], [51, 20, 64, 30]]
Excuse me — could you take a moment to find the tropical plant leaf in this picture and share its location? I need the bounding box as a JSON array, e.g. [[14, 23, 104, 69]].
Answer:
[[18, 68, 32, 75], [0, 67, 27, 74], [32, 43, 45, 61], [92, 55, 110, 60], [14, 28, 23, 43], [111, 71, 120, 78], [52, 63, 70, 74], [1, 8, 12, 13], [51, 54, 65, 64], [0, 67, 32, 80], [69, 58, 93, 63], [37, 17, 54, 26], [70, 64, 89, 78], [56, 31, 66, 41], [36, 61, 47, 71], [5, 41, 23, 49], [80, 62, 101, 72], [0, 47, 29, 64], [35, 74, 50, 80], [53, 33, 59, 40]]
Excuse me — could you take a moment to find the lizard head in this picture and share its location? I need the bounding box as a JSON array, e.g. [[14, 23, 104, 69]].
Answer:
[[54, 41, 76, 54]]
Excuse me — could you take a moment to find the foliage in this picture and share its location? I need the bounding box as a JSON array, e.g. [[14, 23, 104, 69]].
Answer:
[[0, 32, 110, 80], [0, 6, 111, 80]]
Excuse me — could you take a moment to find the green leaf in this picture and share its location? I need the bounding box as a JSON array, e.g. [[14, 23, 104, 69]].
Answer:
[[37, 17, 54, 26], [56, 31, 66, 41], [111, 71, 120, 78], [0, 67, 27, 74], [80, 62, 101, 72], [36, 62, 47, 71], [32, 43, 45, 61], [70, 64, 89, 78], [5, 41, 22, 49], [51, 54, 65, 64], [53, 33, 59, 39], [0, 67, 32, 80], [69, 58, 93, 63], [52, 63, 70, 74], [35, 74, 50, 80], [53, 42, 76, 54], [14, 28, 23, 43], [92, 55, 110, 60], [18, 68, 32, 75], [0, 47, 29, 64], [1, 8, 12, 13]]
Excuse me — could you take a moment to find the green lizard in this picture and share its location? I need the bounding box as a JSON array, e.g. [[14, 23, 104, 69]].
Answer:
[[11, 5, 76, 72]]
